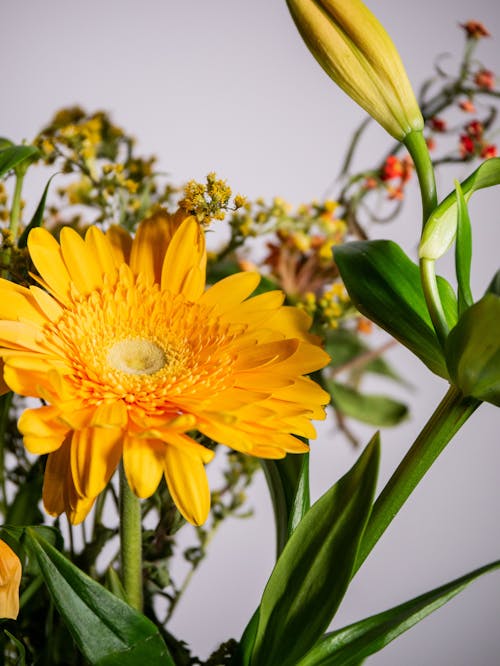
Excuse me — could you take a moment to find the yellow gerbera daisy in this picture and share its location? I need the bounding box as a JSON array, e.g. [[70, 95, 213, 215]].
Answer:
[[0, 212, 330, 525]]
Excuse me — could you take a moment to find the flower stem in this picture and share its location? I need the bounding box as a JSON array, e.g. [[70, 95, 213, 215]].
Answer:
[[354, 384, 481, 574], [404, 130, 437, 231], [404, 130, 450, 345], [119, 462, 143, 611]]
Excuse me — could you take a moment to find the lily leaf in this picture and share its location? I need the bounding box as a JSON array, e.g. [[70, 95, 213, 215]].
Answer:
[[250, 435, 380, 666], [334, 240, 456, 377], [0, 145, 39, 178], [23, 529, 174, 666], [487, 270, 500, 296], [288, 453, 310, 536], [261, 453, 306, 557], [419, 157, 500, 260], [446, 293, 500, 406], [326, 380, 408, 427], [454, 181, 473, 316], [296, 558, 500, 665]]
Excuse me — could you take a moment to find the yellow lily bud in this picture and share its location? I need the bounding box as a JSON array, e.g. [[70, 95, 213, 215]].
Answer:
[[0, 539, 21, 620], [286, 0, 424, 139]]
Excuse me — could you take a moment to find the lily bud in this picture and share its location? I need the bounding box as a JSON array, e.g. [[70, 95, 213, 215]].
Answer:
[[286, 0, 424, 139], [0, 539, 21, 620]]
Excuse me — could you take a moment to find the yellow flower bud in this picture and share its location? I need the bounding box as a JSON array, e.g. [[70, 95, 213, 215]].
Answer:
[[286, 0, 424, 139], [0, 539, 21, 620]]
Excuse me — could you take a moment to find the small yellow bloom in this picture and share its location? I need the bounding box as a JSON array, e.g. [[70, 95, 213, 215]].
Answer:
[[0, 212, 330, 526], [286, 0, 423, 139], [0, 540, 21, 620]]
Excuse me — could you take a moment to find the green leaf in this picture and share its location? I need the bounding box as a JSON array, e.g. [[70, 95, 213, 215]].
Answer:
[[419, 157, 500, 260], [0, 145, 39, 179], [487, 270, 500, 296], [324, 328, 405, 384], [23, 529, 174, 666], [454, 181, 473, 316], [233, 608, 260, 666], [18, 173, 59, 248], [288, 453, 310, 536], [2, 629, 26, 665], [326, 380, 408, 427], [296, 558, 500, 665], [446, 294, 500, 406], [250, 435, 380, 666], [334, 240, 455, 378], [260, 453, 305, 557]]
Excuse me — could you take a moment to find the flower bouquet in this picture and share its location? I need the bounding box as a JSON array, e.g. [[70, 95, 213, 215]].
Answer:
[[0, 1, 499, 664]]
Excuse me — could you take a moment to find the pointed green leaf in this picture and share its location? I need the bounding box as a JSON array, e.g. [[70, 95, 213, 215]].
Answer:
[[454, 181, 473, 315], [261, 453, 306, 557], [296, 559, 500, 665], [419, 157, 500, 260], [334, 240, 455, 377], [23, 529, 174, 666], [288, 452, 310, 536], [326, 380, 408, 427], [487, 270, 500, 296], [250, 435, 380, 666], [0, 145, 39, 178], [233, 608, 261, 666], [446, 294, 500, 406], [18, 173, 59, 248]]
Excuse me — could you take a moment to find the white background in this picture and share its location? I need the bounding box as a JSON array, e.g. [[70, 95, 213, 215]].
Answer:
[[2, 1, 500, 664]]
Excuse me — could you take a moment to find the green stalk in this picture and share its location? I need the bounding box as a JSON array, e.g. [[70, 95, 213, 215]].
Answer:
[[119, 462, 143, 611], [404, 130, 437, 231], [419, 257, 449, 347], [354, 385, 481, 574], [404, 130, 449, 346]]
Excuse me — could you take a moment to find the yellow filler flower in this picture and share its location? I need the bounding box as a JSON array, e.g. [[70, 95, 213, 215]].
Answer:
[[286, 0, 423, 139], [0, 539, 21, 620], [0, 214, 330, 525]]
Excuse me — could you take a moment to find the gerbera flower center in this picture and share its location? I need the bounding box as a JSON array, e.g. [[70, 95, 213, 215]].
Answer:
[[106, 338, 167, 376]]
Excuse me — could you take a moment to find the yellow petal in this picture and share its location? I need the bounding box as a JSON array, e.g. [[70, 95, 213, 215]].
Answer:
[[59, 226, 103, 295], [19, 405, 69, 454], [29, 286, 64, 321], [43, 436, 71, 517], [161, 218, 206, 298], [123, 436, 164, 498], [228, 290, 285, 326], [85, 226, 120, 277], [27, 228, 72, 304], [233, 339, 299, 371], [107, 225, 132, 264], [0, 539, 21, 620], [199, 271, 260, 311], [163, 444, 211, 526], [0, 321, 45, 353], [0, 288, 48, 326], [70, 426, 123, 498], [130, 215, 174, 285]]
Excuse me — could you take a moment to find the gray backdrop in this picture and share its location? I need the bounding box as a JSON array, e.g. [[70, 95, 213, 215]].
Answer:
[[2, 1, 500, 664]]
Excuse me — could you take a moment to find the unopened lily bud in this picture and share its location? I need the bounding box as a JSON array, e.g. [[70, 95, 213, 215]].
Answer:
[[286, 0, 424, 139], [0, 539, 21, 620]]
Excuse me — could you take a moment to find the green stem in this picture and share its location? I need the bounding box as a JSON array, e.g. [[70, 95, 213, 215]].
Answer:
[[403, 130, 437, 229], [420, 257, 449, 347], [404, 130, 450, 345], [9, 168, 25, 240], [354, 385, 481, 574], [119, 462, 143, 611]]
